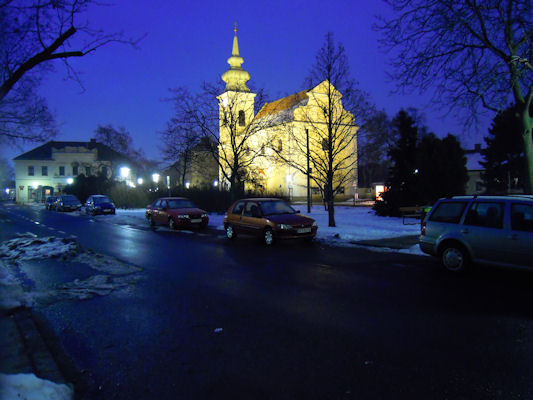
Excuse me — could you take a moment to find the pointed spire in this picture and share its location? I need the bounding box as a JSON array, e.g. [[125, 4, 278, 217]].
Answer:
[[222, 23, 250, 92]]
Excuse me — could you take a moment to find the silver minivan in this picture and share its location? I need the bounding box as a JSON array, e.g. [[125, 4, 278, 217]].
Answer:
[[419, 195, 533, 272]]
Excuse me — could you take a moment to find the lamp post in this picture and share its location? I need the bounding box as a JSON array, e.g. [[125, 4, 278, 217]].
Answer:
[[306, 128, 311, 213]]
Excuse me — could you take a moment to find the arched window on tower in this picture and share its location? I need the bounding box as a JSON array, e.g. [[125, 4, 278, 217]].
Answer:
[[238, 110, 245, 126]]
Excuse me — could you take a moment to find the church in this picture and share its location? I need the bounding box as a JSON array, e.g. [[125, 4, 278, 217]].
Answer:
[[218, 27, 358, 200]]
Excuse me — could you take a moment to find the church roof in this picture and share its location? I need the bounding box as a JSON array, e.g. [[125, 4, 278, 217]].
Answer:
[[255, 89, 309, 120]]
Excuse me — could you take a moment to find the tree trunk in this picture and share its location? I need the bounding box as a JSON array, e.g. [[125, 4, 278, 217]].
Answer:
[[519, 106, 533, 193], [324, 181, 336, 227]]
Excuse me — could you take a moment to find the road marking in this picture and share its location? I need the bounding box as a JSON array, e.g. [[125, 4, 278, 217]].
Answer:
[[25, 232, 37, 238], [48, 227, 55, 231], [34, 221, 40, 225], [58, 230, 66, 234]]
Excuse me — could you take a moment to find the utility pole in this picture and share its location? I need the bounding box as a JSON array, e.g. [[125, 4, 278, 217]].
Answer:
[[306, 128, 311, 213]]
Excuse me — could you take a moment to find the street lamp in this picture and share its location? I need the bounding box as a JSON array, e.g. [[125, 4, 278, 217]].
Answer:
[[120, 167, 130, 178], [66, 178, 74, 185], [137, 177, 144, 185], [152, 173, 160, 183]]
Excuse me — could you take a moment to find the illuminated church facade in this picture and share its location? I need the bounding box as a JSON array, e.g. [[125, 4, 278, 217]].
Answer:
[[218, 28, 358, 199]]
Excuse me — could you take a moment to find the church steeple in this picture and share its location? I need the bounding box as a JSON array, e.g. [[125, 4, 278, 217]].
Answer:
[[222, 23, 251, 92]]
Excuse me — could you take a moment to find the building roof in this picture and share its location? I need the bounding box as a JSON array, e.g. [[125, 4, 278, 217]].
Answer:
[[13, 140, 133, 165], [255, 90, 309, 120]]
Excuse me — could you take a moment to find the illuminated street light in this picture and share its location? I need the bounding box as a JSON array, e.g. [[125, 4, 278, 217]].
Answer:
[[137, 177, 144, 185], [185, 182, 190, 189], [213, 180, 219, 187], [32, 182, 39, 188], [120, 167, 130, 178], [152, 173, 160, 183], [66, 178, 74, 185]]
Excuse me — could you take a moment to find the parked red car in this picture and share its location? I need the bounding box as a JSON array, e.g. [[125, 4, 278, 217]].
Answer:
[[146, 197, 209, 230]]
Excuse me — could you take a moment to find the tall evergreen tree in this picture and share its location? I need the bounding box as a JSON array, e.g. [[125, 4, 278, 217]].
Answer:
[[481, 106, 525, 193], [417, 133, 467, 204], [375, 110, 419, 216]]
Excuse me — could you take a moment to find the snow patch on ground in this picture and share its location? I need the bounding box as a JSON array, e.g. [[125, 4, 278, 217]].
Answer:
[[0, 373, 73, 400], [0, 234, 80, 261], [0, 234, 142, 311]]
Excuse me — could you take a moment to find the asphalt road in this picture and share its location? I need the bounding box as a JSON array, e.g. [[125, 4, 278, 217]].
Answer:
[[2, 203, 533, 400]]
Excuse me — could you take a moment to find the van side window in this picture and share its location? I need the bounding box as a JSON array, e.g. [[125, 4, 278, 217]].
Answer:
[[464, 202, 504, 229], [244, 202, 261, 217], [429, 202, 467, 224], [511, 204, 533, 232]]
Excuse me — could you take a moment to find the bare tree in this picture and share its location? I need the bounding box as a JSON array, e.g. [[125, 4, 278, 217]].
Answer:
[[273, 33, 366, 227], [94, 124, 145, 162], [166, 81, 274, 200], [0, 0, 141, 145], [160, 90, 202, 188], [377, 0, 533, 192]]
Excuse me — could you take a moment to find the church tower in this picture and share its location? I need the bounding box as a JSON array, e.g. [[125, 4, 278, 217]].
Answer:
[[218, 24, 256, 137]]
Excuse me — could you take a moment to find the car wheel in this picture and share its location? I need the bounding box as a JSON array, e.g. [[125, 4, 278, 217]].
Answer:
[[226, 225, 236, 240], [440, 244, 469, 272], [169, 218, 177, 230], [263, 228, 274, 246], [148, 215, 155, 227]]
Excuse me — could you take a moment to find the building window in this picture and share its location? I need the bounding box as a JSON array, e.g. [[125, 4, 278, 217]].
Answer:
[[322, 138, 328, 151], [28, 166, 34, 176], [238, 110, 245, 126], [73, 166, 78, 176], [85, 166, 91, 176], [59, 166, 65, 176], [41, 166, 48, 176], [277, 139, 282, 152]]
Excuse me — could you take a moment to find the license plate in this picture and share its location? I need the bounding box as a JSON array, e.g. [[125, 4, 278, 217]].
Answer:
[[190, 219, 202, 223], [297, 227, 311, 234]]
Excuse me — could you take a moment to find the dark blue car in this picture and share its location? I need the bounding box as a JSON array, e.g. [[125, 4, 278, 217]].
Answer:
[[84, 195, 116, 216]]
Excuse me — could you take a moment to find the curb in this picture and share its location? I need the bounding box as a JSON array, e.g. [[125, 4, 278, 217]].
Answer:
[[0, 307, 68, 385]]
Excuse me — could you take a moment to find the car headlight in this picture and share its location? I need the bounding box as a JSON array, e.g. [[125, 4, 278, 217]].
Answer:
[[201, 213, 208, 218], [178, 215, 189, 219], [278, 224, 292, 230], [312, 221, 318, 227]]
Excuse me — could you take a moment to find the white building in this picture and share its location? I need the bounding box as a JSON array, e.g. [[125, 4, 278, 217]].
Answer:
[[13, 139, 137, 203]]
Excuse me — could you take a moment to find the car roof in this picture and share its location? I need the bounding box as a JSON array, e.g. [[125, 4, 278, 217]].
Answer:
[[158, 197, 189, 200], [90, 194, 108, 197], [442, 195, 533, 202], [236, 198, 285, 202]]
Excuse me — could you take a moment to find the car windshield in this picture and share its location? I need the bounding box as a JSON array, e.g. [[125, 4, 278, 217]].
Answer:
[[93, 196, 111, 204], [167, 199, 196, 209], [260, 200, 295, 216], [62, 196, 79, 204]]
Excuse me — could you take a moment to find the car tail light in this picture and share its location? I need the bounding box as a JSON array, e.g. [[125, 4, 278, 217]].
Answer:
[[421, 221, 426, 235]]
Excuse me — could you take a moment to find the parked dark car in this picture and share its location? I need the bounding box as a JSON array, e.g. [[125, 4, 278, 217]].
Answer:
[[420, 195, 533, 272], [55, 195, 82, 212], [85, 195, 116, 215], [146, 197, 208, 229], [45, 196, 57, 210], [224, 198, 317, 245]]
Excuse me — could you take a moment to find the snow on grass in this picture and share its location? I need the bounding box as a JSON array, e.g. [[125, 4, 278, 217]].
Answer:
[[0, 373, 73, 400]]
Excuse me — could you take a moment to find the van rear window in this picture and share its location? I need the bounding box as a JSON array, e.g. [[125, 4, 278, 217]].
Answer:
[[429, 202, 467, 224]]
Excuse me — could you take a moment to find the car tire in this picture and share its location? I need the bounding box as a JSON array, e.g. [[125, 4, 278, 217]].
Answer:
[[169, 218, 177, 230], [226, 225, 237, 240], [440, 244, 469, 272], [263, 228, 274, 246], [148, 215, 155, 227]]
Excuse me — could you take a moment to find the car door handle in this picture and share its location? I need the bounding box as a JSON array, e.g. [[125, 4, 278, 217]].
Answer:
[[460, 229, 469, 234]]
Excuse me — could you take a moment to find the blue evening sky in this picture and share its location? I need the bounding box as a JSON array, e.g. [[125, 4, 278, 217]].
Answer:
[[3, 0, 493, 163]]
